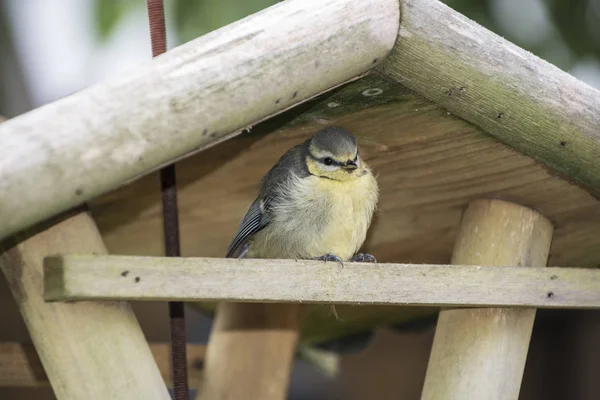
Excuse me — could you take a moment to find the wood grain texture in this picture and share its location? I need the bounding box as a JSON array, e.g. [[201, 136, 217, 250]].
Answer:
[[88, 75, 600, 268], [379, 0, 600, 196], [42, 255, 600, 308], [86, 75, 600, 344], [0, 0, 400, 241], [421, 199, 553, 400], [198, 303, 304, 400], [0, 343, 205, 388], [0, 212, 170, 400]]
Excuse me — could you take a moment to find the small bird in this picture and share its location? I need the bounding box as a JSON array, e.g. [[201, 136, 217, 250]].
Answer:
[[226, 126, 379, 264]]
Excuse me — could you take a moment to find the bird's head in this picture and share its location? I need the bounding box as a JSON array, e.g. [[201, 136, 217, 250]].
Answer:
[[305, 126, 368, 182]]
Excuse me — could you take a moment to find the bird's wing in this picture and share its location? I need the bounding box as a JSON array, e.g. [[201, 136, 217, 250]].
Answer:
[[225, 196, 273, 258], [225, 142, 307, 259]]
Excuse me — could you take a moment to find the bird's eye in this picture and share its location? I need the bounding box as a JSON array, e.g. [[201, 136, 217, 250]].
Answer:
[[323, 158, 334, 166]]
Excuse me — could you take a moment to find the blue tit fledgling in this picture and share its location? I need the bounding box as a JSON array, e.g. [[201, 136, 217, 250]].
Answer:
[[226, 126, 379, 264]]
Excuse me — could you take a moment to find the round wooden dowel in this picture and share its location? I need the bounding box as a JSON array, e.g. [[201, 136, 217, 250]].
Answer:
[[0, 0, 400, 242], [0, 211, 170, 400], [198, 302, 304, 400], [420, 199, 554, 400]]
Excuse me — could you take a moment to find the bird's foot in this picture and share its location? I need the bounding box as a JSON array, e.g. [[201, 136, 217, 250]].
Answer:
[[315, 253, 344, 268], [350, 253, 377, 263]]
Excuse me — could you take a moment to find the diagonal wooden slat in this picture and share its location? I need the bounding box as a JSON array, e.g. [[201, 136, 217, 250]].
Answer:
[[43, 255, 600, 309]]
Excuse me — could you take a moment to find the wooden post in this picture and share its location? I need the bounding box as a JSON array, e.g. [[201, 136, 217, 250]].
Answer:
[[0, 210, 171, 400], [420, 199, 554, 400], [198, 303, 304, 400]]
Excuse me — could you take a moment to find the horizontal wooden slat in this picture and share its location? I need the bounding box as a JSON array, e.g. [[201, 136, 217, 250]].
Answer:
[[43, 255, 600, 309], [0, 343, 205, 388]]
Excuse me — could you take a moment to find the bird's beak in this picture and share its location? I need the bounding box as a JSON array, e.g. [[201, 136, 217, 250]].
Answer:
[[342, 160, 358, 171]]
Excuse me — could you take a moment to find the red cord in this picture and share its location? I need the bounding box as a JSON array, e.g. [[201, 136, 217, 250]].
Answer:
[[146, 1, 189, 399], [147, 0, 167, 57]]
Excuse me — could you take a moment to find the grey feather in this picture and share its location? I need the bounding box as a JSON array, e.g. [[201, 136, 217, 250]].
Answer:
[[258, 143, 310, 196], [225, 143, 309, 258], [225, 198, 268, 258]]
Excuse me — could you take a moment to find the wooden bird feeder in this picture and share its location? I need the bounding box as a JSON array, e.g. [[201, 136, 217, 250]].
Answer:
[[1, 0, 599, 399]]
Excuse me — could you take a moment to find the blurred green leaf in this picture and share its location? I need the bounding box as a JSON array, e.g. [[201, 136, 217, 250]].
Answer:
[[172, 0, 279, 44], [94, 0, 141, 41], [547, 0, 600, 59]]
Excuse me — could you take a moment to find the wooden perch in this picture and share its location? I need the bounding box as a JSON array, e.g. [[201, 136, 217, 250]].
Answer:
[[379, 0, 600, 197], [43, 255, 600, 309], [0, 343, 205, 388], [0, 0, 399, 241]]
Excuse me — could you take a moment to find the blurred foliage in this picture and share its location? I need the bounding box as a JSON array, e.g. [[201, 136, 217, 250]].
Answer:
[[94, 0, 279, 44], [94, 0, 140, 40], [442, 0, 600, 71], [91, 0, 599, 73], [547, 0, 600, 58], [172, 0, 279, 43], [0, 0, 33, 116]]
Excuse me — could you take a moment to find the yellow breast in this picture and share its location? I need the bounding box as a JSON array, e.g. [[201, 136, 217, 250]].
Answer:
[[248, 166, 379, 261]]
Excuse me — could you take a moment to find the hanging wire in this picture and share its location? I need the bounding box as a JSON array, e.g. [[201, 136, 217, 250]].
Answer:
[[145, 1, 190, 399]]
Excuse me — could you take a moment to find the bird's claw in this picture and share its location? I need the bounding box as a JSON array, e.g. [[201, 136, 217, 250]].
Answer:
[[350, 253, 377, 263], [315, 253, 344, 268]]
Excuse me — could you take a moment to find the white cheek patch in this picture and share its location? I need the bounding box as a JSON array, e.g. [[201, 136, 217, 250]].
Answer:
[[321, 163, 341, 172]]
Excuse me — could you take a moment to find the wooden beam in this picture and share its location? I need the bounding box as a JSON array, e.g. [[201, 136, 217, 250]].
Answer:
[[421, 199, 553, 399], [0, 0, 400, 241], [199, 303, 304, 400], [0, 343, 205, 388], [43, 255, 600, 309], [0, 211, 170, 400], [378, 0, 600, 197]]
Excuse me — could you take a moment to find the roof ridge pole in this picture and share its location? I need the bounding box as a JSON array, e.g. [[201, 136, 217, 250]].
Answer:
[[420, 199, 554, 400], [0, 0, 400, 242]]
